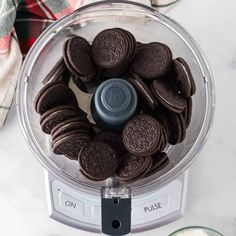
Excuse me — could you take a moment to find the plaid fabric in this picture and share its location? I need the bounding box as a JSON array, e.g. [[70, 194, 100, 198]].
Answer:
[[0, 0, 178, 128], [0, 0, 84, 128], [15, 0, 84, 55], [0, 0, 82, 55]]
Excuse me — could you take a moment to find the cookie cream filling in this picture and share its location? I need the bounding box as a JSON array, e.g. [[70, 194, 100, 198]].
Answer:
[[179, 60, 191, 87], [135, 80, 156, 104]]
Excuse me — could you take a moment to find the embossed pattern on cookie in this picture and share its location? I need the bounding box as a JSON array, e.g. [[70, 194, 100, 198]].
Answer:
[[91, 29, 128, 69], [132, 42, 172, 79]]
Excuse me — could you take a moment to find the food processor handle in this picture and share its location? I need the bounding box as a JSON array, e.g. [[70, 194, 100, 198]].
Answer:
[[101, 189, 131, 236]]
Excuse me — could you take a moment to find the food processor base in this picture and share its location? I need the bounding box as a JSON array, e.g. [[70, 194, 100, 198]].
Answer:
[[44, 170, 188, 234]]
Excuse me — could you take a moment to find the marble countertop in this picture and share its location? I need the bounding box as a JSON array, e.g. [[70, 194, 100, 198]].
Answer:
[[0, 0, 236, 235]]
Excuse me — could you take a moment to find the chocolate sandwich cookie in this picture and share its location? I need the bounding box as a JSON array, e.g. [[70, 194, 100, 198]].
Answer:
[[63, 36, 98, 82], [52, 133, 90, 160], [122, 114, 162, 156], [102, 64, 129, 78], [173, 58, 195, 97], [66, 37, 99, 81], [80, 169, 106, 181], [53, 69, 71, 85], [52, 129, 90, 147], [82, 71, 105, 94], [51, 115, 89, 134], [147, 116, 167, 154], [151, 79, 187, 113], [51, 118, 92, 140], [115, 153, 151, 182], [159, 124, 168, 152], [34, 81, 78, 115], [174, 57, 196, 96], [132, 42, 172, 79], [139, 157, 154, 179], [122, 29, 137, 63], [145, 152, 169, 177], [165, 111, 186, 145], [182, 97, 192, 128], [79, 141, 119, 180], [39, 105, 79, 125], [42, 57, 69, 85], [129, 74, 157, 110], [152, 109, 171, 140], [154, 110, 170, 151], [94, 131, 125, 158], [40, 107, 81, 134], [112, 28, 136, 66], [91, 28, 129, 69], [63, 39, 77, 76], [128, 157, 154, 182]]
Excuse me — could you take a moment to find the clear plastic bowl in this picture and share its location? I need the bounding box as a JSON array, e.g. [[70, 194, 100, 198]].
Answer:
[[17, 1, 215, 198]]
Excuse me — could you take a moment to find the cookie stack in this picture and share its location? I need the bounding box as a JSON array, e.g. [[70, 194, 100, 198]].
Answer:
[[91, 28, 137, 78], [116, 152, 169, 183], [34, 81, 93, 160], [63, 36, 100, 83], [34, 27, 196, 183]]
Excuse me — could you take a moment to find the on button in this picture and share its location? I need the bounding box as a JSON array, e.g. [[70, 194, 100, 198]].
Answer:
[[59, 192, 84, 217]]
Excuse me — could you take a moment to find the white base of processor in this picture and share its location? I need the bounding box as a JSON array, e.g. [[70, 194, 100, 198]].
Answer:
[[44, 170, 188, 234]]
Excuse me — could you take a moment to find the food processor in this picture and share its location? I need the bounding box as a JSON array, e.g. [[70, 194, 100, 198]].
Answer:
[[16, 1, 215, 235]]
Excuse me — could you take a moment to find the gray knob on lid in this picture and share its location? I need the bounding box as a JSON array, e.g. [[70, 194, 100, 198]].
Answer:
[[94, 78, 137, 126]]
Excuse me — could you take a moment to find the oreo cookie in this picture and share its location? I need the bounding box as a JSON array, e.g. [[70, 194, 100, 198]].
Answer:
[[152, 108, 171, 140], [132, 42, 172, 79], [63, 36, 99, 82], [51, 117, 92, 140], [34, 81, 78, 115], [151, 79, 187, 113], [40, 105, 78, 124], [91, 28, 136, 70], [129, 74, 157, 110], [80, 169, 106, 181], [122, 114, 162, 156], [102, 64, 129, 78], [81, 72, 105, 94], [159, 124, 168, 152], [94, 131, 125, 158], [52, 128, 89, 146], [79, 141, 119, 180], [40, 106, 81, 134], [92, 28, 128, 69], [174, 57, 196, 96], [173, 58, 195, 97], [52, 133, 90, 160], [122, 29, 137, 63], [42, 57, 69, 85], [165, 110, 186, 145], [115, 153, 151, 182], [145, 152, 169, 177]]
